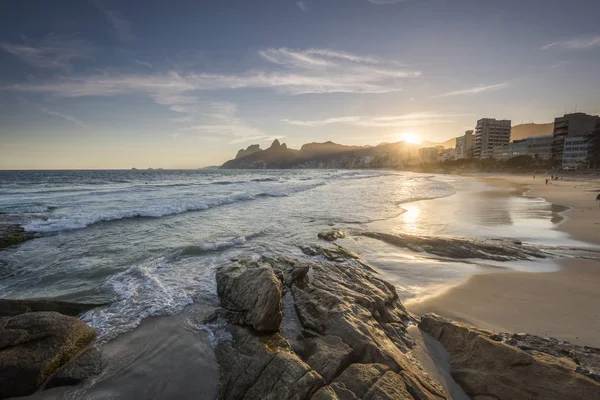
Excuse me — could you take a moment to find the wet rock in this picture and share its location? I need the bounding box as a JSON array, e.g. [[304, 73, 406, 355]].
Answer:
[[419, 314, 600, 400], [45, 347, 102, 389], [0, 311, 97, 399], [216, 259, 283, 332], [217, 325, 324, 400], [0, 223, 34, 250], [318, 230, 346, 242], [0, 298, 106, 317], [363, 231, 547, 261], [299, 244, 376, 272]]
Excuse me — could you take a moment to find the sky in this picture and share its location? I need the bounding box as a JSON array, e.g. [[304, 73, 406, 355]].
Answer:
[[1, 0, 600, 169]]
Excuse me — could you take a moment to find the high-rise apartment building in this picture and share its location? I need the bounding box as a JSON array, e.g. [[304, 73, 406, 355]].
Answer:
[[455, 130, 474, 159], [473, 119, 511, 158], [551, 113, 600, 163]]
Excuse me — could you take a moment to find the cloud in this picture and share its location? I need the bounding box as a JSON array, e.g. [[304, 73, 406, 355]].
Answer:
[[135, 60, 153, 68], [541, 35, 600, 50], [229, 135, 285, 145], [8, 48, 420, 97], [0, 34, 89, 71], [41, 107, 88, 128], [430, 82, 509, 98], [103, 9, 135, 43], [296, 1, 309, 11], [282, 112, 467, 128]]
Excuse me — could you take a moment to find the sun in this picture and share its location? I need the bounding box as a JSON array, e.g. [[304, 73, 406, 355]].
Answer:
[[398, 132, 422, 144]]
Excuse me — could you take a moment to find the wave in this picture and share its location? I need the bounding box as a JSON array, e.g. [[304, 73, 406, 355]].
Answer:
[[23, 182, 325, 233], [81, 257, 217, 343], [251, 177, 279, 182]]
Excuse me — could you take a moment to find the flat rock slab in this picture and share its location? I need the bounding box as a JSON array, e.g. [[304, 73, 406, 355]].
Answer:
[[419, 314, 600, 400]]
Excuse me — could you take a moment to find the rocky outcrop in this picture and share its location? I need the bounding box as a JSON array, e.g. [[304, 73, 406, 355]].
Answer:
[[214, 254, 449, 400], [363, 231, 547, 261], [0, 311, 99, 399], [418, 314, 600, 400], [0, 298, 106, 317], [317, 230, 346, 242], [0, 222, 34, 250], [236, 144, 262, 160], [216, 259, 284, 332]]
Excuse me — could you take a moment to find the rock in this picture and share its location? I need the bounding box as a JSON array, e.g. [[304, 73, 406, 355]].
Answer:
[[0, 311, 97, 399], [318, 230, 346, 242], [300, 336, 354, 383], [418, 314, 600, 400], [362, 231, 547, 261], [215, 255, 449, 400], [45, 347, 102, 389], [217, 325, 324, 400], [0, 298, 106, 317], [236, 144, 262, 159], [216, 259, 283, 332], [0, 222, 34, 250]]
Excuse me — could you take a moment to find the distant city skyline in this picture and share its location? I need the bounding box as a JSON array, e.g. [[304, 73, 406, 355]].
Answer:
[[1, 0, 600, 169]]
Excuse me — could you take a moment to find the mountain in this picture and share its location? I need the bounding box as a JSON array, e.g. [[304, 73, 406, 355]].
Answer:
[[510, 123, 554, 141], [235, 144, 262, 159], [221, 139, 424, 169]]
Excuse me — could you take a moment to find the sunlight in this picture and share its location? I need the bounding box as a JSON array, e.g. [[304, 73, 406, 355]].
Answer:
[[398, 132, 422, 144]]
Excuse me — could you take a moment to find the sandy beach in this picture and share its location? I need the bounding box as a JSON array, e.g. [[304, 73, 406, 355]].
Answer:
[[408, 173, 600, 348]]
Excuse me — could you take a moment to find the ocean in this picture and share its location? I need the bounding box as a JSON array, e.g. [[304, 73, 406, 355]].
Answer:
[[1, 169, 594, 399]]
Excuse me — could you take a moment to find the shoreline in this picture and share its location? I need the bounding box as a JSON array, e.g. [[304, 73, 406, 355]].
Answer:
[[407, 173, 600, 348]]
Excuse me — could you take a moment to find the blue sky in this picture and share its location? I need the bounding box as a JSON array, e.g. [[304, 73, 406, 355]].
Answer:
[[1, 0, 599, 169]]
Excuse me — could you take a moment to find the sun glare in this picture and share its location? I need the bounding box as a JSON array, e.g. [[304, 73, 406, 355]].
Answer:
[[398, 132, 422, 144]]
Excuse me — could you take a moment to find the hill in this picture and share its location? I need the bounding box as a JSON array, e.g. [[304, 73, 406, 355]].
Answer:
[[510, 123, 554, 141]]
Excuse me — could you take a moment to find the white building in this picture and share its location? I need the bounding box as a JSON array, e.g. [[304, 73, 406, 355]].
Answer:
[[552, 113, 600, 163], [440, 148, 456, 162], [473, 118, 511, 159], [455, 130, 474, 159], [562, 136, 588, 169]]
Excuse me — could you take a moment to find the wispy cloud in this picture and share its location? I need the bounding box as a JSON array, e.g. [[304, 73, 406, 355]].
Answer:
[[430, 82, 509, 98], [282, 112, 467, 128], [103, 9, 135, 43], [8, 47, 420, 97], [0, 34, 89, 71], [41, 107, 88, 128], [134, 60, 153, 68], [541, 35, 600, 50], [296, 1, 309, 11], [229, 135, 285, 145]]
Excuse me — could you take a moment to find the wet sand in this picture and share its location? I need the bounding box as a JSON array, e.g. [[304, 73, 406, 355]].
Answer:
[[408, 174, 600, 348]]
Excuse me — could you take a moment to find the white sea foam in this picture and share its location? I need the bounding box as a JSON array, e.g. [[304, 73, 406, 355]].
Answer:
[[82, 257, 217, 343]]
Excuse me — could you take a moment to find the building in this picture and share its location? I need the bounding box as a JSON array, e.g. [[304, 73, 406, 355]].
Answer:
[[418, 147, 439, 163], [492, 139, 528, 160], [473, 118, 511, 158], [526, 135, 554, 160], [551, 113, 600, 164], [440, 148, 456, 162], [455, 130, 474, 159], [562, 136, 588, 169]]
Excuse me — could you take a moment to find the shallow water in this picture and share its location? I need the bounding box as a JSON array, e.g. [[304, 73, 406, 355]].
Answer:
[[1, 169, 596, 399]]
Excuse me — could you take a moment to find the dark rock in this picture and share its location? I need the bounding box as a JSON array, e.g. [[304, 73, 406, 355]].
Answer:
[[318, 230, 346, 242], [362, 371, 413, 400], [0, 311, 97, 399], [216, 259, 283, 332], [0, 298, 106, 317], [45, 347, 102, 389], [363, 231, 547, 261], [0, 223, 34, 250], [418, 314, 600, 400], [217, 325, 324, 400], [235, 144, 262, 159]]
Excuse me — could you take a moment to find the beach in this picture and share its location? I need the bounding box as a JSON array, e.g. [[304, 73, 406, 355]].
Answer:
[[408, 173, 600, 347]]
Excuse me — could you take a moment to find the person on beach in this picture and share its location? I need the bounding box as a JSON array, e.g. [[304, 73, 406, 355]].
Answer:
[[596, 193, 600, 203], [546, 179, 548, 185]]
